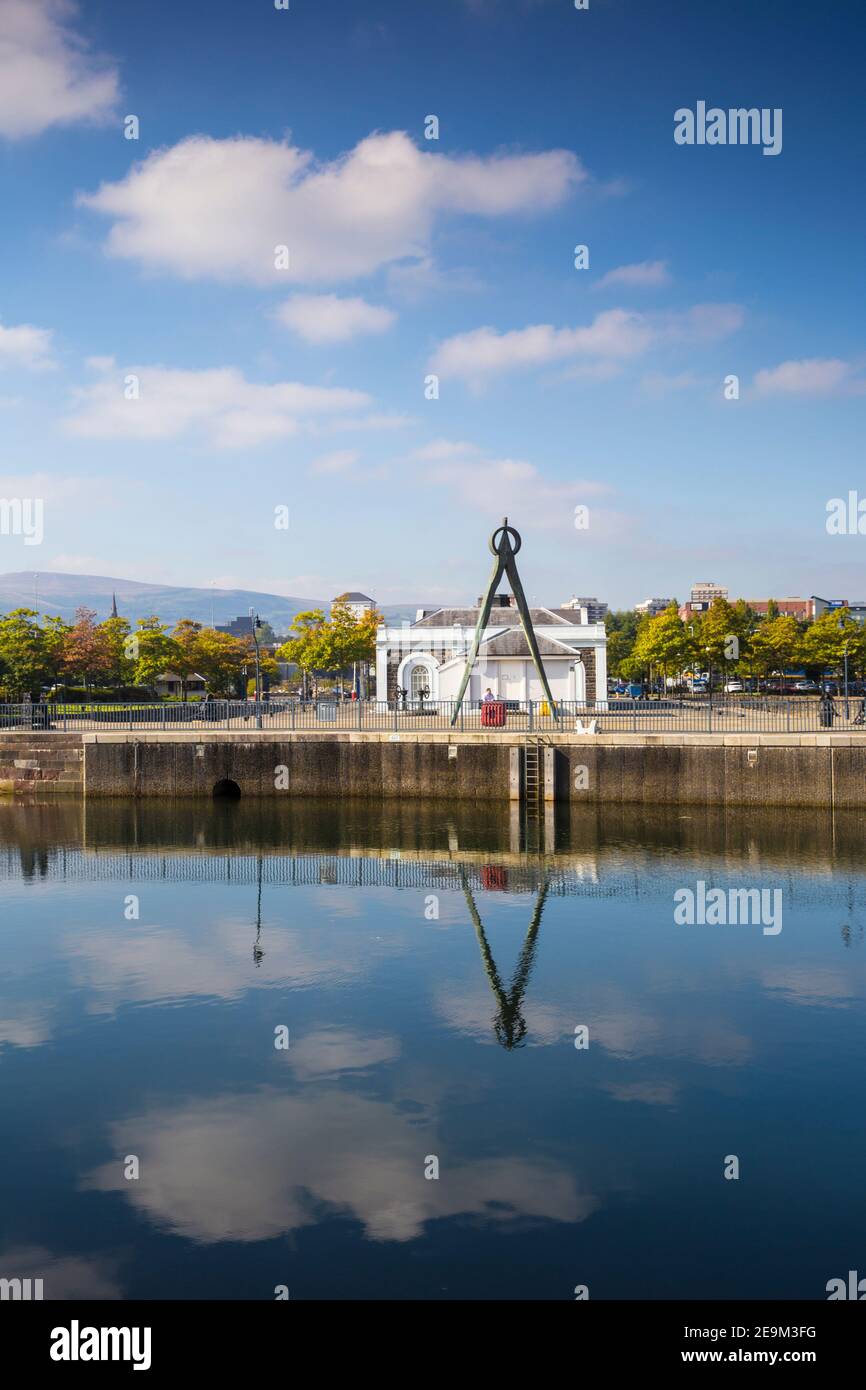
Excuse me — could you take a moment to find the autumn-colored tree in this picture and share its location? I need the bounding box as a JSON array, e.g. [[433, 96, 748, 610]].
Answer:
[[42, 615, 73, 692], [61, 608, 112, 690]]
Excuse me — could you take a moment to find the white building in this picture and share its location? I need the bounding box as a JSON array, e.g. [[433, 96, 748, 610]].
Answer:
[[636, 597, 675, 617], [690, 581, 728, 605], [561, 594, 608, 622], [375, 594, 607, 705], [333, 591, 376, 620]]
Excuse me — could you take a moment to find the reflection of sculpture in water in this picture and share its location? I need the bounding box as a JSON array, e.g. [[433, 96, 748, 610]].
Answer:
[[253, 854, 264, 966], [459, 867, 548, 1049]]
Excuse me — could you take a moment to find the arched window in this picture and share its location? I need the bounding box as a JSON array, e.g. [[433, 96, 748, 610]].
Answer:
[[411, 665, 430, 698]]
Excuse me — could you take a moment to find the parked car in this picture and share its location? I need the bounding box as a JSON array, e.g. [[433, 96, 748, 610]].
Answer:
[[723, 681, 744, 693], [793, 680, 819, 693]]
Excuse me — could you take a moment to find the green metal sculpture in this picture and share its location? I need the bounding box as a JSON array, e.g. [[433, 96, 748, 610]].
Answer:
[[450, 518, 560, 725]]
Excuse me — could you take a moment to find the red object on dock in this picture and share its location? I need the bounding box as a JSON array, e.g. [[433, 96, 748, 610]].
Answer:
[[481, 700, 507, 727]]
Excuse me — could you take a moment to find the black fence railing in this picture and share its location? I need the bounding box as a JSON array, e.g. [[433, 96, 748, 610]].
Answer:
[[1, 697, 863, 734]]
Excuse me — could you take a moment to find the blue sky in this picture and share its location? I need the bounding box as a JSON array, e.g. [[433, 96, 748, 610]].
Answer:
[[1, 0, 865, 609]]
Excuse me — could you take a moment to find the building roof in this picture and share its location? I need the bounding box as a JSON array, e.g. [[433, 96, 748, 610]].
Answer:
[[412, 605, 581, 628], [478, 629, 582, 658], [335, 592, 375, 603]]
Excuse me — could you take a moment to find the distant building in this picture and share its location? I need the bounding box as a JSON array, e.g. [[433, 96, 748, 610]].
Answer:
[[333, 592, 376, 620], [636, 598, 675, 617], [679, 582, 730, 620], [561, 595, 608, 623], [154, 671, 207, 697], [215, 615, 256, 638], [811, 595, 866, 623], [746, 598, 815, 621], [690, 582, 728, 605]]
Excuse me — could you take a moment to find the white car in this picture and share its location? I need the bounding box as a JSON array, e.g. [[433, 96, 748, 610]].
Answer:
[[724, 681, 744, 693]]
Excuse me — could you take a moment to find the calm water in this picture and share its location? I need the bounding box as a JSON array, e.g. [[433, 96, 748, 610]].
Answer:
[[1, 797, 865, 1301]]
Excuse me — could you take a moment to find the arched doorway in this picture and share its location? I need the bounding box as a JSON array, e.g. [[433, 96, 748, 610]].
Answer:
[[570, 659, 587, 704]]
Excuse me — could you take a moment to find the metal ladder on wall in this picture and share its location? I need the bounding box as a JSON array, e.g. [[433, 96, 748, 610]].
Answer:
[[522, 736, 548, 851]]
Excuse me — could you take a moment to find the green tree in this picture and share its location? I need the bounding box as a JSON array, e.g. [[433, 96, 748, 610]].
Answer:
[[800, 608, 863, 678], [97, 615, 135, 688], [750, 615, 800, 679], [132, 617, 179, 689], [172, 619, 205, 699], [0, 608, 51, 698], [630, 605, 693, 691], [192, 628, 250, 696], [605, 610, 642, 677]]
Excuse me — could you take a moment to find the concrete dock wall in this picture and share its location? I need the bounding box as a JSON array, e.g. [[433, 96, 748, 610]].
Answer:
[[82, 732, 514, 801], [4, 730, 866, 807]]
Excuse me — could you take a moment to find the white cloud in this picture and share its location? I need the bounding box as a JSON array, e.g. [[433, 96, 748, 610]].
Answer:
[[0, 0, 119, 139], [752, 357, 862, 397], [430, 310, 651, 381], [78, 130, 584, 285], [386, 255, 483, 304], [324, 412, 413, 433], [422, 444, 616, 532], [63, 363, 370, 448], [276, 293, 395, 344], [0, 319, 55, 369], [430, 303, 744, 383], [595, 259, 671, 290], [83, 1087, 596, 1244], [410, 438, 482, 462], [310, 448, 360, 474], [640, 370, 703, 397]]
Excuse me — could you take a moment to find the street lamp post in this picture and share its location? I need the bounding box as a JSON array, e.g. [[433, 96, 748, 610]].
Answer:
[[844, 641, 850, 720], [250, 607, 262, 729]]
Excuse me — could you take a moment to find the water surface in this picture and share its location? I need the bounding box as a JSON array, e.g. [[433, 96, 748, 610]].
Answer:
[[1, 798, 865, 1300]]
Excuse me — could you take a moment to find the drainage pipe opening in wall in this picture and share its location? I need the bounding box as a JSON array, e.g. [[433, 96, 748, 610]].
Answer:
[[213, 778, 242, 800]]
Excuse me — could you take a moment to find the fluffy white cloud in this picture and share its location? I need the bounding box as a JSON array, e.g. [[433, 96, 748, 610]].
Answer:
[[430, 310, 651, 380], [0, 0, 118, 139], [83, 1087, 595, 1243], [430, 304, 744, 382], [595, 259, 671, 290], [276, 293, 395, 344], [752, 357, 861, 397], [0, 319, 55, 369], [418, 441, 617, 533], [63, 362, 370, 448], [78, 130, 584, 285], [310, 448, 360, 474]]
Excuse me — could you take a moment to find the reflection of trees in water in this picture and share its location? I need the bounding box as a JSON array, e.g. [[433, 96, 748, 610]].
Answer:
[[459, 867, 548, 1050], [18, 847, 50, 880]]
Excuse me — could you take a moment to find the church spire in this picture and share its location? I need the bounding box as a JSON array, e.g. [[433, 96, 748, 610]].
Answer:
[[111, 592, 118, 619]]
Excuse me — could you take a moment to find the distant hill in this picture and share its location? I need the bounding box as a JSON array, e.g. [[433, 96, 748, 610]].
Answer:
[[0, 572, 430, 634]]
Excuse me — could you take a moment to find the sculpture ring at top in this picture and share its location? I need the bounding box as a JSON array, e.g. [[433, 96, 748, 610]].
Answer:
[[489, 520, 521, 558]]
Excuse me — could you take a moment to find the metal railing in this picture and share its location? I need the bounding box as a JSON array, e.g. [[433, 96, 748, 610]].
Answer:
[[1, 696, 863, 734]]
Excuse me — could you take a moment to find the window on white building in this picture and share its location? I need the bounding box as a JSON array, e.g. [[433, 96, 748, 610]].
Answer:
[[411, 665, 430, 698]]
